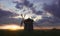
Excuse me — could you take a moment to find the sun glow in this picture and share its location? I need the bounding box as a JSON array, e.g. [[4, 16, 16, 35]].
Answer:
[[34, 15, 42, 21], [0, 25, 24, 30]]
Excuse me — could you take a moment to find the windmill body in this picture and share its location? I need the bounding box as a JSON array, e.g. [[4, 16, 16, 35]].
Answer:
[[24, 18, 34, 31], [20, 14, 34, 31]]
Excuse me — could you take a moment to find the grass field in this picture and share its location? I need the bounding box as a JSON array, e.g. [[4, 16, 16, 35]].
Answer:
[[0, 29, 60, 36]]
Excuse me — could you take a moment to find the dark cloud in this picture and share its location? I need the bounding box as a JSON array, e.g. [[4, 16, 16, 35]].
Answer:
[[0, 9, 18, 17], [23, 0, 33, 7], [14, 0, 43, 15], [0, 9, 20, 24], [35, 11, 43, 15], [0, 9, 12, 17], [34, 17, 60, 26], [15, 3, 23, 9], [43, 0, 60, 18], [15, 0, 33, 9], [0, 18, 21, 25]]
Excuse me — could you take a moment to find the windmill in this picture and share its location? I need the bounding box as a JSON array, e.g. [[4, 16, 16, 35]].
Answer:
[[20, 14, 34, 31]]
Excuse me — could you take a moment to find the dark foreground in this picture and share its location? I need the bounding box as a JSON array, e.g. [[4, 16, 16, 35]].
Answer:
[[0, 29, 60, 36]]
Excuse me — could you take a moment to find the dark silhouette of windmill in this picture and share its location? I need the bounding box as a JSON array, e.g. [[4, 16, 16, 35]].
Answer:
[[20, 14, 34, 31]]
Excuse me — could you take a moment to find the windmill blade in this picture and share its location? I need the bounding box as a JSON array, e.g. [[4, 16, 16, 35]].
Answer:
[[20, 14, 24, 26], [21, 14, 25, 18], [23, 14, 26, 18], [20, 14, 26, 26], [20, 20, 24, 26], [21, 14, 23, 18]]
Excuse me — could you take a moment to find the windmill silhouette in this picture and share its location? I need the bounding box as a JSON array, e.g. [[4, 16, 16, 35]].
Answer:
[[20, 14, 34, 31], [13, 1, 43, 31]]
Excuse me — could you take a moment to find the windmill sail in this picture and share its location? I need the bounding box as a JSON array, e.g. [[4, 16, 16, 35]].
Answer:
[[20, 14, 26, 26]]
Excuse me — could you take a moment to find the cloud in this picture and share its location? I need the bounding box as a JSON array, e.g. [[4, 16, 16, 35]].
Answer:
[[34, 17, 60, 26], [0, 9, 20, 24], [14, 0, 44, 15], [0, 18, 21, 25], [0, 3, 5, 9], [43, 0, 60, 18], [14, 0, 33, 9], [0, 9, 18, 17], [0, 9, 12, 17]]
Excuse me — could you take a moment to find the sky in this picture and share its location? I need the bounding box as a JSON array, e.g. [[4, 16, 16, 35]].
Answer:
[[0, 0, 60, 28]]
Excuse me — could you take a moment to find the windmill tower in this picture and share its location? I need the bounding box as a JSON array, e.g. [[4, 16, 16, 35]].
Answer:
[[20, 14, 34, 31]]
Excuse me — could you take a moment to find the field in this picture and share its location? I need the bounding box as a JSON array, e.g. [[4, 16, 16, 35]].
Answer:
[[0, 29, 60, 36]]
